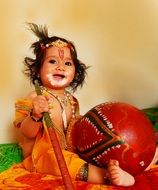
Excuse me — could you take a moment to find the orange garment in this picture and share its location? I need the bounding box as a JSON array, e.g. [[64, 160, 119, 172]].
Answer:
[[14, 98, 86, 180]]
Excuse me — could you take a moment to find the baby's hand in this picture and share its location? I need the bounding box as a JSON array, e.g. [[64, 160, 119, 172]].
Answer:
[[32, 95, 49, 118]]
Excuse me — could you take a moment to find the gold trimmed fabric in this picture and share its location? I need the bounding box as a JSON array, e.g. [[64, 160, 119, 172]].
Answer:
[[14, 98, 86, 180]]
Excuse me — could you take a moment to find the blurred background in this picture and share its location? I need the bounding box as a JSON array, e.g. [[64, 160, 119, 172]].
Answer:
[[0, 0, 158, 143]]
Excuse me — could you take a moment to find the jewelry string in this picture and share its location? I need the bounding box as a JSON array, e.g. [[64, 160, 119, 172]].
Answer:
[[42, 87, 75, 132]]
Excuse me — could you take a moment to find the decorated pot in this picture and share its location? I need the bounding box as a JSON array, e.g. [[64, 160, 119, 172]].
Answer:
[[73, 102, 156, 176]]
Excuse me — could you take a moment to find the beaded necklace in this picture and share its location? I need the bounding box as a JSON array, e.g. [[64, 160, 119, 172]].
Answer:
[[41, 87, 75, 132]]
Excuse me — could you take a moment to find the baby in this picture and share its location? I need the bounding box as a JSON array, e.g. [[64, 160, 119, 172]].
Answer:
[[14, 23, 157, 187]]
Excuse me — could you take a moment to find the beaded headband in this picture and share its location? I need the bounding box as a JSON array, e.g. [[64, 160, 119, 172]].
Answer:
[[45, 39, 68, 48], [41, 39, 75, 52]]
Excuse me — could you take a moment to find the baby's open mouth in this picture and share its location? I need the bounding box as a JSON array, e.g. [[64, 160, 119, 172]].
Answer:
[[53, 74, 65, 79]]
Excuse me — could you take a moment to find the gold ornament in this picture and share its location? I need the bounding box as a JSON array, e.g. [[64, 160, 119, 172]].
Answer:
[[46, 39, 68, 48]]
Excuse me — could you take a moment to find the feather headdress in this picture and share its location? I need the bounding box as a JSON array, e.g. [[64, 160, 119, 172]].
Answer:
[[26, 22, 49, 41]]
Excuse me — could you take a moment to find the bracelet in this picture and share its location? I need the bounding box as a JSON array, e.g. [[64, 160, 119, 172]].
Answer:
[[104, 174, 111, 185], [76, 163, 89, 181], [30, 111, 43, 122]]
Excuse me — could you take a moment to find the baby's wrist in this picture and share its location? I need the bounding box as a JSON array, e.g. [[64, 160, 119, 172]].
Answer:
[[30, 111, 43, 122]]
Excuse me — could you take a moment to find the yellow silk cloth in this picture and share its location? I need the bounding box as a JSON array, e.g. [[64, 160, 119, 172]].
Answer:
[[0, 164, 110, 190], [14, 98, 86, 180], [0, 164, 158, 190]]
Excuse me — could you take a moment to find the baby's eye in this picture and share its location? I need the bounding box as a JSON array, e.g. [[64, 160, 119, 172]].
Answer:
[[65, 61, 73, 66], [49, 59, 56, 64]]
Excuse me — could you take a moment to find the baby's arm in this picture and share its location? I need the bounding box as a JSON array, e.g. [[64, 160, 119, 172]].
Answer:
[[87, 164, 107, 184], [20, 113, 43, 138], [20, 93, 49, 138]]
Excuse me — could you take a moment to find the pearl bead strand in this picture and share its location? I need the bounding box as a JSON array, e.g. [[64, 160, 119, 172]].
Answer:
[[41, 87, 76, 131]]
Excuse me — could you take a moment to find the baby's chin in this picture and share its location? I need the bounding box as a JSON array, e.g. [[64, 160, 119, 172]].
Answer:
[[49, 79, 69, 88], [47, 82, 69, 90]]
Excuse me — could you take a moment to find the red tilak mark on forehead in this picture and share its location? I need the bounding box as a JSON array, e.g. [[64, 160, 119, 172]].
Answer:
[[58, 49, 64, 60]]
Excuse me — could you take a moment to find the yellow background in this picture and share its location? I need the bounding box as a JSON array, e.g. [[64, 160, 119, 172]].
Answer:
[[1, 0, 158, 142]]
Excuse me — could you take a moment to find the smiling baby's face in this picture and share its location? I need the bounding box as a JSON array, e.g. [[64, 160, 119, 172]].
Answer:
[[40, 45, 75, 91]]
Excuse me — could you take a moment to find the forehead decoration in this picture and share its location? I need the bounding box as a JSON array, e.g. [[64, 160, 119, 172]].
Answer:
[[41, 39, 75, 54], [44, 40, 70, 60], [45, 39, 68, 48]]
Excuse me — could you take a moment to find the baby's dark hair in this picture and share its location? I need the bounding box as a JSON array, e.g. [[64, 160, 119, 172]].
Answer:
[[24, 23, 88, 92]]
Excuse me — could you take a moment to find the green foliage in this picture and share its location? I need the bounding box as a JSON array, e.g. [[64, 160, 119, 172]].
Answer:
[[0, 143, 23, 173]]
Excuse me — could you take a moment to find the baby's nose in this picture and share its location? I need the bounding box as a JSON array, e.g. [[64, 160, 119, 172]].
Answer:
[[56, 64, 65, 71]]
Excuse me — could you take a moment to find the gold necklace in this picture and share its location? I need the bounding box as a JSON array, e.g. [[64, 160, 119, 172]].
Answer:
[[41, 87, 76, 131]]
